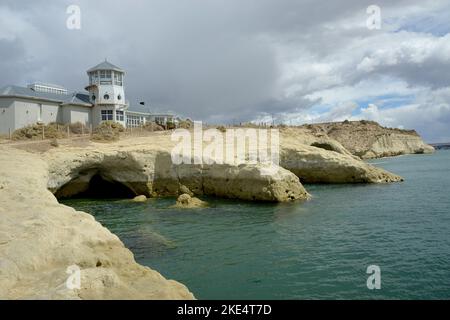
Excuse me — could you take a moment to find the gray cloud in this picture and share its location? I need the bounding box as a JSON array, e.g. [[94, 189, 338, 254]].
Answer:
[[1, 0, 450, 141]]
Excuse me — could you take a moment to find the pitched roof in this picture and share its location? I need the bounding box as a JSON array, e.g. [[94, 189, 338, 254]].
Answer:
[[0, 85, 92, 106], [87, 60, 124, 73]]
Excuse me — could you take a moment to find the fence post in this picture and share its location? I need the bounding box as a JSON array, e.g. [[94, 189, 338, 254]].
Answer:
[[67, 126, 70, 138], [90, 124, 93, 136], [9, 128, 12, 140], [42, 125, 45, 140], [81, 124, 84, 135]]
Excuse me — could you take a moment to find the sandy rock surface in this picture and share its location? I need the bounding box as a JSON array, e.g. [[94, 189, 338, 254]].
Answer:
[[299, 120, 434, 159], [0, 147, 194, 299]]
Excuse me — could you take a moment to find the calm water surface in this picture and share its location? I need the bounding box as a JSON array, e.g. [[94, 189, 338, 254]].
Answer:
[[62, 150, 450, 299]]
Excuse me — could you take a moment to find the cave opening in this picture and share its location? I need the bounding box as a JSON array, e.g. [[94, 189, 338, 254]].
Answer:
[[55, 173, 137, 199]]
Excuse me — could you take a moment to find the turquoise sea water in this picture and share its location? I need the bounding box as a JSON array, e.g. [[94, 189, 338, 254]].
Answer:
[[62, 150, 450, 299]]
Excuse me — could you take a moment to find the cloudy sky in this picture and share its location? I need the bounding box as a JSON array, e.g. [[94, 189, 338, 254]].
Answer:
[[1, 0, 449, 142]]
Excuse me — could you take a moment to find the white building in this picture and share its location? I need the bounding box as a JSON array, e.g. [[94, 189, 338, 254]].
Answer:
[[0, 60, 177, 134]]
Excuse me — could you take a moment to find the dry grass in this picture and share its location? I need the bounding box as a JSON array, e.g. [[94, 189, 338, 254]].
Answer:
[[142, 122, 164, 132], [91, 121, 125, 142], [11, 122, 90, 141], [69, 122, 90, 134], [13, 123, 65, 140], [178, 120, 193, 129]]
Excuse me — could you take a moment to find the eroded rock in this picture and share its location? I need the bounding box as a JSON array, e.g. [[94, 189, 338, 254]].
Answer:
[[174, 194, 208, 208], [0, 147, 194, 300], [132, 195, 147, 202]]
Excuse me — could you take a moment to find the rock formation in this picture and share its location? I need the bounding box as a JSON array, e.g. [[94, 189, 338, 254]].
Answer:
[[132, 195, 147, 202], [0, 147, 194, 299], [45, 148, 309, 202], [280, 128, 403, 183], [280, 144, 402, 183], [174, 194, 208, 208], [300, 120, 434, 159], [0, 138, 309, 299], [0, 125, 409, 299]]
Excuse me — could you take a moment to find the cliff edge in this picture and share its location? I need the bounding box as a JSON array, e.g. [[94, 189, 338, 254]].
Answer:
[[300, 120, 434, 159]]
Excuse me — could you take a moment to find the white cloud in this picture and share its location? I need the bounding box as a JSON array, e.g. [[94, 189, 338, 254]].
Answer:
[[349, 89, 450, 142]]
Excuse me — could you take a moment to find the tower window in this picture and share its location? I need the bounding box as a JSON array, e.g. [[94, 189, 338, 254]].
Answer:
[[114, 72, 123, 86], [100, 70, 112, 85], [92, 95, 96, 101], [104, 94, 110, 100], [117, 94, 122, 100], [90, 72, 99, 85]]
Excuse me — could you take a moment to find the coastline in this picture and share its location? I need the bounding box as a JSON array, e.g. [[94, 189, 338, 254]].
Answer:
[[0, 123, 432, 299]]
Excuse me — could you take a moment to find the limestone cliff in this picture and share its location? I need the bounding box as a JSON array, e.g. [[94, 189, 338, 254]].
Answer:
[[300, 120, 434, 159], [44, 146, 309, 203], [280, 129, 402, 183], [0, 139, 308, 299], [0, 147, 194, 300]]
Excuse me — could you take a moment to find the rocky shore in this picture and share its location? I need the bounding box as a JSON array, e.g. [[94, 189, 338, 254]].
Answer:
[[0, 124, 424, 299]]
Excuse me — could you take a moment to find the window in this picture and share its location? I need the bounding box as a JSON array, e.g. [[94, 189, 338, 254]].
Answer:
[[101, 110, 113, 121], [103, 94, 110, 100], [91, 95, 96, 101], [114, 72, 123, 86], [116, 110, 124, 122], [90, 72, 99, 85], [117, 94, 122, 100], [126, 114, 145, 128], [100, 70, 112, 84], [155, 116, 166, 124]]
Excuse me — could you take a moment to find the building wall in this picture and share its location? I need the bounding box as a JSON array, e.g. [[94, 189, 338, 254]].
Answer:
[[13, 98, 61, 129], [126, 113, 147, 127], [0, 97, 15, 134], [92, 104, 115, 127], [62, 105, 91, 126], [40, 102, 61, 124], [92, 104, 127, 127], [88, 84, 126, 107]]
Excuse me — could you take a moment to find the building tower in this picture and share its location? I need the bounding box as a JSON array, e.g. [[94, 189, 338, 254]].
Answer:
[[85, 60, 128, 127]]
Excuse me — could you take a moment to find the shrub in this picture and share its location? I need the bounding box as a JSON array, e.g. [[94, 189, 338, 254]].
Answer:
[[91, 121, 124, 142], [178, 119, 193, 129], [12, 123, 66, 140], [142, 122, 164, 131], [166, 121, 176, 130], [216, 125, 226, 133], [69, 122, 89, 134]]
